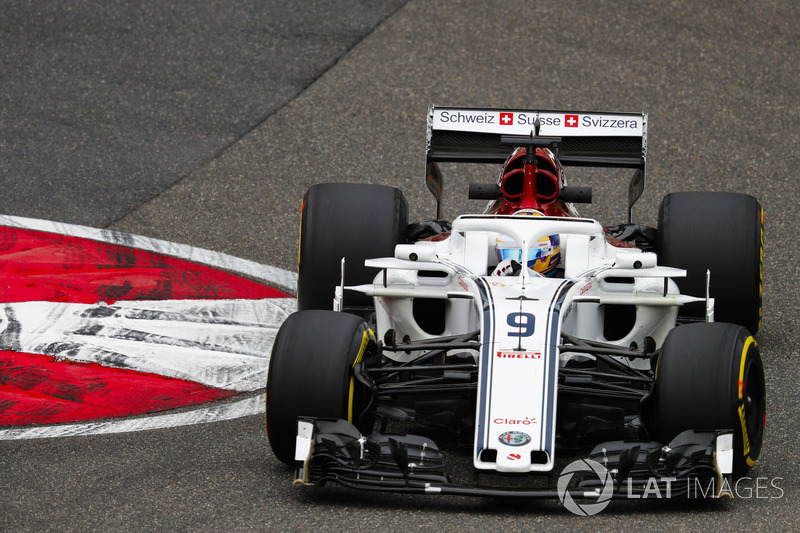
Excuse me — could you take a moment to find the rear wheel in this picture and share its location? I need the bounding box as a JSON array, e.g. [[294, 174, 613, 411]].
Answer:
[[298, 183, 408, 312], [646, 322, 765, 477], [266, 310, 375, 465], [657, 192, 763, 333]]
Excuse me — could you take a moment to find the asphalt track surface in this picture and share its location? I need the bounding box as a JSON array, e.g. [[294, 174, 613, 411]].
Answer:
[[1, 0, 799, 530]]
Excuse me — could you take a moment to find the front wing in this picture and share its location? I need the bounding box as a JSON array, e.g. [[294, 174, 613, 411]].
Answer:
[[292, 418, 734, 500]]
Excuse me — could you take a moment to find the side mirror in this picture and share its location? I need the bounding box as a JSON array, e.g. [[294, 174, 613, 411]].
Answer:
[[559, 186, 592, 204], [468, 182, 502, 200]]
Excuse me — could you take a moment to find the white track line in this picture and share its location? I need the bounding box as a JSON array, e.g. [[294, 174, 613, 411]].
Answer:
[[0, 298, 296, 392]]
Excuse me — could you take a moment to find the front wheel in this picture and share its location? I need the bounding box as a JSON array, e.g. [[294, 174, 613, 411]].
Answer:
[[266, 310, 375, 464], [643, 322, 765, 477]]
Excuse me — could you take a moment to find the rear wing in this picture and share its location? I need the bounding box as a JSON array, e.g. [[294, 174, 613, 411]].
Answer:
[[425, 106, 647, 221], [427, 106, 646, 167]]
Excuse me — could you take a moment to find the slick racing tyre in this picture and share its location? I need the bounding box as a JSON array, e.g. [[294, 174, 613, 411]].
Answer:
[[647, 322, 765, 477], [657, 191, 763, 334], [298, 183, 408, 312], [266, 310, 375, 465]]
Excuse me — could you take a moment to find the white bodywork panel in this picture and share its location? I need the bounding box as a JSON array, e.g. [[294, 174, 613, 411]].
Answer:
[[470, 276, 573, 472], [346, 215, 708, 472]]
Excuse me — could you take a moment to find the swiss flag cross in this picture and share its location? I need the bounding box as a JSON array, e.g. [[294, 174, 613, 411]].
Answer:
[[565, 114, 579, 127], [500, 112, 514, 125]]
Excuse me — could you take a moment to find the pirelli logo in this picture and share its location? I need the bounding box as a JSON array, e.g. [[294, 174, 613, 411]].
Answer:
[[496, 351, 542, 360]]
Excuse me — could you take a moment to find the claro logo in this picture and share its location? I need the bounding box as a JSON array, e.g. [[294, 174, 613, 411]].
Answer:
[[493, 417, 538, 425]]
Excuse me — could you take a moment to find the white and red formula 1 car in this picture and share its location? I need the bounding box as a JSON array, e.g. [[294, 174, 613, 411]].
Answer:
[[265, 106, 765, 502]]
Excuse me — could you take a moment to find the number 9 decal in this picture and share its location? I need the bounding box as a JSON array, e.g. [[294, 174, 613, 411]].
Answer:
[[507, 312, 535, 337]]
